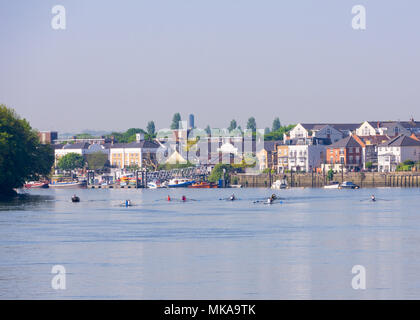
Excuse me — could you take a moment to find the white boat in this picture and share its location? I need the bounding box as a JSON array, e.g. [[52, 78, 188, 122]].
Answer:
[[271, 179, 288, 189], [324, 181, 340, 189], [147, 182, 160, 189]]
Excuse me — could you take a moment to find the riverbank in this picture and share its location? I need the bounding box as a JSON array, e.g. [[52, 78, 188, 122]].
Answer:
[[233, 172, 420, 188]]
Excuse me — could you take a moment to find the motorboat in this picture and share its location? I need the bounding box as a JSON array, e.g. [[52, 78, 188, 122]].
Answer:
[[24, 181, 49, 189], [166, 178, 195, 188], [49, 180, 87, 188], [271, 179, 288, 189], [324, 181, 340, 189], [189, 181, 218, 188], [147, 181, 161, 189], [339, 181, 360, 189]]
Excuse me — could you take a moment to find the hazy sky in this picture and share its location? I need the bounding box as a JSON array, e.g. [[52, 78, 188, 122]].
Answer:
[[1, 0, 419, 132]]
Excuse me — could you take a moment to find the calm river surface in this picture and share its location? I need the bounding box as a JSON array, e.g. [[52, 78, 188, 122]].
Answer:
[[1, 187, 420, 299]]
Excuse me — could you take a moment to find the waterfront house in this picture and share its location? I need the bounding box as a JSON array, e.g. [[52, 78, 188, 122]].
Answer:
[[324, 135, 365, 172], [256, 141, 281, 171], [276, 145, 289, 173], [358, 135, 391, 170], [377, 134, 420, 172], [287, 137, 327, 172], [356, 119, 420, 137], [287, 123, 360, 143], [109, 140, 159, 169]]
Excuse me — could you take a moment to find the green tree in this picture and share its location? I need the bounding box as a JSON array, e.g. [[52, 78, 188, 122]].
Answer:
[[264, 124, 296, 141], [327, 168, 334, 181], [208, 164, 234, 183], [147, 121, 156, 136], [57, 153, 85, 171], [86, 152, 108, 171], [170, 113, 182, 130], [264, 127, 270, 135], [365, 162, 373, 170], [0, 105, 54, 196], [246, 117, 257, 131], [272, 117, 281, 132], [228, 119, 237, 131]]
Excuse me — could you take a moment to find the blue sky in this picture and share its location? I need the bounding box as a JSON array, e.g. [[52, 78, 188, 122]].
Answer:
[[1, 0, 419, 132]]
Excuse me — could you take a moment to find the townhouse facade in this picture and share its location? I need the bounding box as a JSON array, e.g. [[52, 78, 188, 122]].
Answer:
[[287, 138, 327, 172], [356, 120, 420, 137], [324, 135, 364, 172], [378, 135, 420, 172]]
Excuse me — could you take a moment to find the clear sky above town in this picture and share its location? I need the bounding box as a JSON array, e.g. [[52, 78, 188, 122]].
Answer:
[[1, 0, 419, 132]]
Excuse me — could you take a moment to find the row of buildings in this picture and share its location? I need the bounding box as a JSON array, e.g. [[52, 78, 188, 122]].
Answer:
[[41, 119, 420, 173], [258, 120, 420, 173]]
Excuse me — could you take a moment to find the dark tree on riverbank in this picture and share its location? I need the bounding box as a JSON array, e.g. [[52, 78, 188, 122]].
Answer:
[[0, 105, 54, 196]]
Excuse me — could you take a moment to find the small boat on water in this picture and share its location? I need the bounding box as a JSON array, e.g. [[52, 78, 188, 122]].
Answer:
[[71, 195, 80, 202], [189, 181, 218, 188], [24, 181, 49, 189], [271, 179, 288, 189], [324, 181, 340, 189], [49, 181, 87, 189], [147, 181, 163, 189], [165, 178, 195, 188]]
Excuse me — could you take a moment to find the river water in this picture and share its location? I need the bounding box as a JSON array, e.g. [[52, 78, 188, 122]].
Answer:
[[0, 187, 419, 299]]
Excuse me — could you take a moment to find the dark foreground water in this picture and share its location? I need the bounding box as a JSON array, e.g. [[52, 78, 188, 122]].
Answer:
[[0, 187, 419, 299]]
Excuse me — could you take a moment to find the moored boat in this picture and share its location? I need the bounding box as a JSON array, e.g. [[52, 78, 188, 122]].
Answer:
[[166, 178, 195, 188], [189, 181, 218, 188], [271, 179, 288, 189], [324, 181, 340, 189], [24, 181, 49, 189], [49, 181, 87, 189]]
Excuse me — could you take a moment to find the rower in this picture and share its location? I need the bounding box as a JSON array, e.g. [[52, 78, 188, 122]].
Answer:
[[71, 194, 80, 203], [125, 200, 131, 207], [182, 195, 186, 202], [267, 197, 273, 204], [271, 194, 277, 201], [167, 195, 171, 201], [229, 194, 236, 201], [371, 195, 376, 202]]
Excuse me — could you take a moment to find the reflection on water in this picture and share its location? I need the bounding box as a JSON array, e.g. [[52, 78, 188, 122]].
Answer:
[[0, 187, 419, 299]]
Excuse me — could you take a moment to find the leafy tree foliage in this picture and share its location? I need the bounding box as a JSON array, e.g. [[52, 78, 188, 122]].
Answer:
[[170, 113, 182, 130], [272, 117, 281, 132], [57, 153, 85, 171], [0, 105, 54, 195], [228, 119, 237, 132], [246, 117, 257, 131]]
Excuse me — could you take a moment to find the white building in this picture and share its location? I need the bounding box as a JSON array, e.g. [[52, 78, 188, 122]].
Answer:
[[288, 123, 359, 143], [356, 120, 420, 137], [54, 143, 109, 166], [287, 139, 327, 172], [109, 140, 159, 169], [377, 135, 420, 172]]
